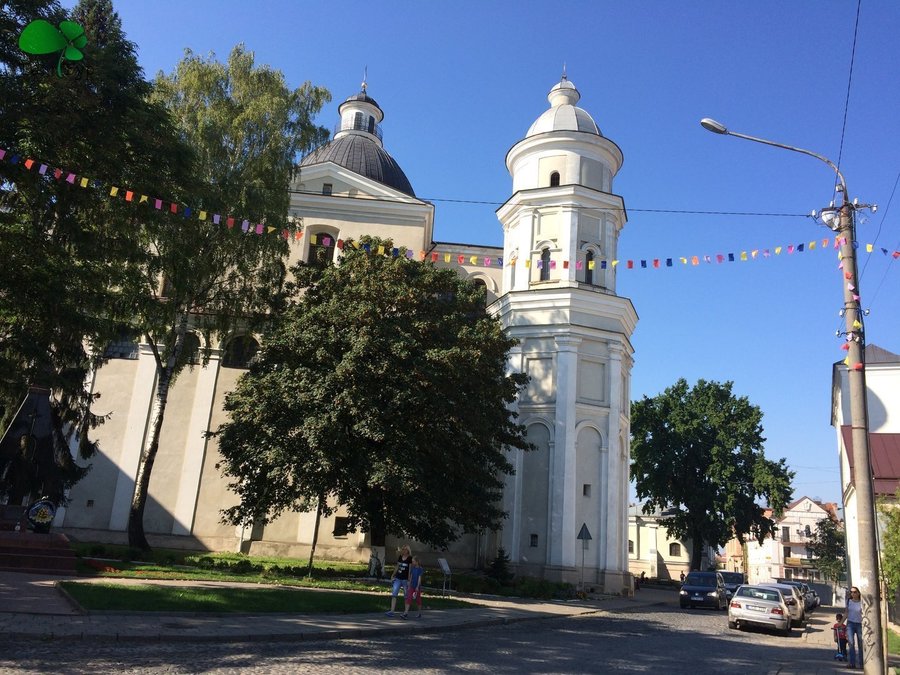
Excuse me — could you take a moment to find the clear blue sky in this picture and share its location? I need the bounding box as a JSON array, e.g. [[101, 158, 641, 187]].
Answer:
[[66, 1, 900, 507]]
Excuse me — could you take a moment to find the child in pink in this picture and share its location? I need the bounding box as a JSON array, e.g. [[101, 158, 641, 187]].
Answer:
[[404, 556, 425, 618], [833, 612, 848, 662]]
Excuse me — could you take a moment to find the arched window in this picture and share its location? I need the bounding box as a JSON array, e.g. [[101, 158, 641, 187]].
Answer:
[[669, 542, 682, 557], [804, 524, 811, 537], [539, 248, 551, 281], [307, 233, 337, 269], [585, 250, 594, 285], [473, 278, 487, 305], [549, 171, 560, 187], [222, 335, 260, 369]]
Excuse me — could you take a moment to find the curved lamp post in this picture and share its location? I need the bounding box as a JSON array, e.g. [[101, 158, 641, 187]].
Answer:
[[700, 118, 883, 674]]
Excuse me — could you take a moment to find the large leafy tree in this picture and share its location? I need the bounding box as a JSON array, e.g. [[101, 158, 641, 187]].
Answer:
[[805, 516, 846, 585], [631, 378, 794, 569], [123, 46, 330, 550], [0, 0, 189, 502], [212, 238, 531, 549], [878, 495, 900, 592]]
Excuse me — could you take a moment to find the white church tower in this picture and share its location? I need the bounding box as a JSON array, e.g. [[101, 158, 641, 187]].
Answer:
[[495, 75, 638, 592]]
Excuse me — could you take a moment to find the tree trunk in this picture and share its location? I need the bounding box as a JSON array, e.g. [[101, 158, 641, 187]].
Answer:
[[691, 532, 704, 571], [127, 314, 189, 551], [367, 493, 387, 548], [306, 495, 324, 577]]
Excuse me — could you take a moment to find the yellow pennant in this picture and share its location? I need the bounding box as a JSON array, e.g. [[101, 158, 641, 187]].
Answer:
[[775, 246, 782, 255], [469, 255, 477, 265], [199, 211, 207, 221], [109, 186, 119, 197], [80, 177, 89, 188], [740, 251, 748, 261]]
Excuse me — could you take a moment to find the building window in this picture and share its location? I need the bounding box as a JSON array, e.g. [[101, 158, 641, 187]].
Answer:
[[549, 171, 560, 187], [585, 250, 594, 285], [530, 534, 538, 548], [322, 183, 333, 196], [582, 484, 591, 497], [103, 327, 140, 360], [179, 332, 201, 366], [539, 248, 551, 281], [782, 526, 790, 541], [367, 115, 375, 134], [353, 111, 363, 130], [86, 499, 94, 508], [669, 543, 681, 557], [783, 546, 791, 560], [628, 540, 634, 554], [332, 517, 350, 538], [307, 233, 337, 269], [222, 335, 260, 369], [804, 524, 811, 537]]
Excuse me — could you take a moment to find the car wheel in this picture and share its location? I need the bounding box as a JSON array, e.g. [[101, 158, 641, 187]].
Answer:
[[728, 620, 737, 630], [680, 602, 687, 609], [782, 624, 792, 637]]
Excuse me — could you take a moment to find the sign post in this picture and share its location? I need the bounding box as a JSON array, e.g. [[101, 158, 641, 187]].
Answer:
[[577, 523, 592, 594]]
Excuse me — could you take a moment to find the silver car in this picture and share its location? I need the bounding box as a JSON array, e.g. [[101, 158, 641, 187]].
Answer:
[[759, 582, 805, 627], [728, 584, 791, 635]]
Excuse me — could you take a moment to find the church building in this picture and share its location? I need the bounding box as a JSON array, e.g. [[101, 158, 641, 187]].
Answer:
[[55, 75, 638, 592]]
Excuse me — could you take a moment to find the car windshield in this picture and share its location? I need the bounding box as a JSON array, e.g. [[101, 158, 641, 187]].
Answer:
[[736, 587, 780, 603], [685, 573, 717, 585], [721, 572, 744, 584]]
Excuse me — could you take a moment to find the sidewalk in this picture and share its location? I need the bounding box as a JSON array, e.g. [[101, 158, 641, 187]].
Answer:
[[0, 570, 672, 643]]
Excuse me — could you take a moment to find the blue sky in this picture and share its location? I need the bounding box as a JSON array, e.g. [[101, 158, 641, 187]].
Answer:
[[67, 1, 899, 507]]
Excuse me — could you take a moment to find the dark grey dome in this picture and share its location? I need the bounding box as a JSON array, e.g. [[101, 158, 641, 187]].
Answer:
[[340, 91, 381, 111], [301, 134, 415, 197]]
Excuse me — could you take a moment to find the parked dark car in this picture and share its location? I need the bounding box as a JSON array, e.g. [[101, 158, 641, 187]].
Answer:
[[721, 571, 746, 599], [680, 571, 727, 610]]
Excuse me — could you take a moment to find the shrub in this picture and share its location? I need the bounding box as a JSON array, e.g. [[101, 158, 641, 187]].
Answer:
[[486, 547, 514, 584]]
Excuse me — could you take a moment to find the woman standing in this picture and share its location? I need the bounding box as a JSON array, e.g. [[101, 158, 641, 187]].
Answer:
[[386, 544, 413, 618], [846, 586, 864, 669]]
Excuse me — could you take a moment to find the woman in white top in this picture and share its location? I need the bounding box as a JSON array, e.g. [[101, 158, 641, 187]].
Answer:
[[845, 586, 864, 669]]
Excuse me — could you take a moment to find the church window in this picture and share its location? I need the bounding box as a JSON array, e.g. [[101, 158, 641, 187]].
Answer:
[[540, 248, 551, 281], [322, 183, 333, 196], [367, 115, 375, 134], [549, 171, 560, 187], [585, 250, 594, 285], [222, 335, 260, 369], [307, 232, 337, 269], [179, 332, 201, 366], [804, 524, 811, 537], [669, 542, 682, 557], [582, 484, 591, 497], [104, 326, 140, 360], [628, 540, 634, 554], [530, 534, 539, 548], [353, 111, 363, 130], [332, 517, 350, 538]]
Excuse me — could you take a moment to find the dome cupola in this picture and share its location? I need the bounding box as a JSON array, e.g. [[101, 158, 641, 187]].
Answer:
[[526, 75, 601, 138]]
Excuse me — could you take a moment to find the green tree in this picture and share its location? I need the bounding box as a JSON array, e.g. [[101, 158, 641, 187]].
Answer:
[[0, 0, 188, 502], [630, 378, 794, 569], [122, 45, 330, 550], [212, 238, 530, 549], [805, 516, 846, 585], [878, 494, 900, 592]]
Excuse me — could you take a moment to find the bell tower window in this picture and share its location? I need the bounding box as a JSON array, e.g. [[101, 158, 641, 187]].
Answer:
[[540, 248, 551, 281], [549, 171, 560, 187], [353, 111, 363, 130], [585, 250, 594, 285]]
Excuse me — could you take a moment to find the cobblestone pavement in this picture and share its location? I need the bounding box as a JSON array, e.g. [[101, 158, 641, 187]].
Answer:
[[1, 604, 858, 674]]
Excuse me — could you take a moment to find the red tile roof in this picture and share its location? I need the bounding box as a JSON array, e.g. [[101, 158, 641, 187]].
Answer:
[[840, 426, 900, 496]]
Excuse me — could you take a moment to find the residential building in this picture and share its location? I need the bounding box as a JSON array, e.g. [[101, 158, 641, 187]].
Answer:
[[627, 505, 715, 580], [832, 343, 900, 584]]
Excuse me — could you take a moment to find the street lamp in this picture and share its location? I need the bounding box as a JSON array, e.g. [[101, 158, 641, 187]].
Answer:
[[700, 118, 883, 674]]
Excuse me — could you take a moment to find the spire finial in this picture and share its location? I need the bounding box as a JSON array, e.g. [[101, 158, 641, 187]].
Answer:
[[562, 62, 567, 81], [361, 66, 368, 93]]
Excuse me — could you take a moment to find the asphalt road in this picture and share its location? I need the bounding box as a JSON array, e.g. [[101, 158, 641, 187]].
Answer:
[[0, 602, 850, 674]]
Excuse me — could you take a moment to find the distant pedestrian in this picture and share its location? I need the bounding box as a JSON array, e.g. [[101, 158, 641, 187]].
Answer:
[[386, 544, 413, 618], [680, 571, 685, 583], [405, 556, 425, 618], [846, 587, 864, 668], [832, 612, 847, 662]]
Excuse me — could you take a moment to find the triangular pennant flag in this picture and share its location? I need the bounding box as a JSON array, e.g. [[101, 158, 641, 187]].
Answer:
[[24, 158, 34, 170], [740, 251, 748, 261], [110, 186, 119, 197], [809, 241, 816, 250], [431, 252, 439, 262], [680, 257, 687, 265], [139, 195, 148, 204], [653, 259, 660, 269], [666, 258, 672, 267], [691, 256, 699, 266], [716, 254, 725, 263], [775, 246, 782, 255], [727, 253, 734, 262], [444, 253, 451, 263], [576, 260, 583, 270], [640, 260, 647, 268], [550, 260, 557, 269], [458, 255, 465, 264], [852, 319, 862, 329], [612, 260, 619, 267], [797, 243, 804, 252], [470, 255, 478, 265], [486, 257, 493, 266], [866, 244, 873, 253]]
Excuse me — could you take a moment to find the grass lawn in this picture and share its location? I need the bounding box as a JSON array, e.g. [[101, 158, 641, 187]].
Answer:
[[60, 582, 474, 614], [887, 628, 900, 655]]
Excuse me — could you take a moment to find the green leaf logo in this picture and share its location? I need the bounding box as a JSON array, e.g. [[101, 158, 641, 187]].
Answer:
[[18, 19, 87, 77]]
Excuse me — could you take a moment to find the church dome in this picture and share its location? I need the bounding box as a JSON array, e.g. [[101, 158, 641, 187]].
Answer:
[[300, 85, 415, 196], [526, 77, 601, 137], [300, 134, 415, 196]]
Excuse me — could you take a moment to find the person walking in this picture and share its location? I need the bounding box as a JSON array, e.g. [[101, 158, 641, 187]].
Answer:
[[832, 612, 848, 662], [386, 545, 413, 618], [846, 586, 864, 669], [405, 556, 425, 618]]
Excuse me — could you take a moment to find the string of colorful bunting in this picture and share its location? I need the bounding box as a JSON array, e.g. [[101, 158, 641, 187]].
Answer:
[[2, 146, 899, 268]]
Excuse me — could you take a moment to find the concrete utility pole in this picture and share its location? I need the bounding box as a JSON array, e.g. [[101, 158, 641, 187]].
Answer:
[[699, 118, 883, 675]]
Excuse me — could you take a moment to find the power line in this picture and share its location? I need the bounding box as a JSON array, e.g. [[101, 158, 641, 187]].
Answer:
[[834, 0, 862, 187]]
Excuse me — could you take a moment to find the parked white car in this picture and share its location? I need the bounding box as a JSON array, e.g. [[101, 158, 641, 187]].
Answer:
[[758, 582, 805, 627], [728, 584, 792, 636]]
